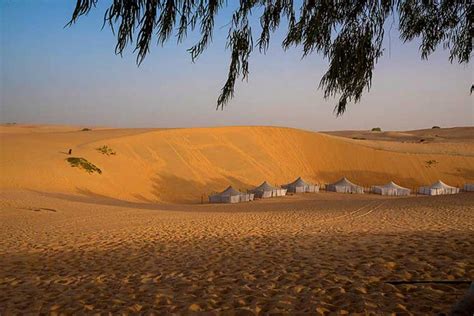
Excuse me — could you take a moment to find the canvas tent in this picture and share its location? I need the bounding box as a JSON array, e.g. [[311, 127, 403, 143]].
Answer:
[[418, 180, 459, 195], [209, 186, 254, 203], [249, 181, 287, 198], [282, 177, 319, 193], [373, 181, 410, 196], [326, 177, 364, 194], [464, 184, 474, 192]]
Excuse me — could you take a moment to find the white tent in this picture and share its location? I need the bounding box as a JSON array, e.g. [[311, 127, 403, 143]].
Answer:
[[282, 177, 319, 193], [209, 186, 254, 203], [418, 180, 460, 195], [464, 183, 474, 192], [326, 177, 364, 194], [249, 181, 287, 198], [373, 181, 410, 196]]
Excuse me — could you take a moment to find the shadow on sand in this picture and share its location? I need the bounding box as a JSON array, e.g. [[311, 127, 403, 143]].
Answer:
[[30, 174, 255, 210]]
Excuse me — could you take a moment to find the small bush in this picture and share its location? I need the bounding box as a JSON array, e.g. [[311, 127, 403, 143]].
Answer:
[[66, 157, 102, 174], [371, 127, 382, 132], [352, 137, 366, 140], [81, 128, 92, 131], [425, 160, 438, 168], [96, 145, 116, 156], [432, 126, 441, 129]]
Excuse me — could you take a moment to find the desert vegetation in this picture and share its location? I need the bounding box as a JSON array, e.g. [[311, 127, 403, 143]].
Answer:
[[371, 127, 382, 132], [66, 157, 102, 174], [425, 160, 439, 168], [96, 145, 116, 156]]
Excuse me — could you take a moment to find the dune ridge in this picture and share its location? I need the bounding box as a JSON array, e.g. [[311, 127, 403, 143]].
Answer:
[[1, 125, 473, 203]]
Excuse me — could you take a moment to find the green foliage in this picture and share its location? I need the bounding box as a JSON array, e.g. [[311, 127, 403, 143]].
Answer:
[[371, 127, 382, 132], [81, 128, 92, 131], [68, 1, 471, 115], [66, 157, 102, 174], [352, 137, 367, 140], [432, 126, 441, 129], [96, 145, 116, 156]]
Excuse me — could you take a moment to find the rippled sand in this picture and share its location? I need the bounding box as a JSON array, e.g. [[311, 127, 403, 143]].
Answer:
[[0, 191, 473, 314]]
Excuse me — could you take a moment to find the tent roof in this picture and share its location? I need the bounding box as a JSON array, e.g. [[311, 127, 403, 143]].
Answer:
[[285, 177, 312, 187], [375, 181, 409, 190], [429, 180, 456, 189], [329, 177, 361, 187], [217, 186, 242, 196], [250, 181, 278, 192]]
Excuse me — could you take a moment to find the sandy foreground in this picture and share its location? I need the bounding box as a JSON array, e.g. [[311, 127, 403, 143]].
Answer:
[[1, 190, 473, 315]]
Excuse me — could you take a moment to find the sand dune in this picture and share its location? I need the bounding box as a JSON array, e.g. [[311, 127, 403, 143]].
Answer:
[[323, 126, 474, 143], [323, 127, 474, 156], [1, 125, 473, 203], [1, 124, 473, 314]]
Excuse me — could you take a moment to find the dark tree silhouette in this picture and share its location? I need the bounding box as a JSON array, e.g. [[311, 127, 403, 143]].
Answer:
[[67, 0, 472, 115]]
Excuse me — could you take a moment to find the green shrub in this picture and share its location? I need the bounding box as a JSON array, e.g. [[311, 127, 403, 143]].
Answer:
[[66, 157, 102, 174], [81, 128, 92, 131], [371, 127, 382, 132], [352, 137, 366, 140], [96, 145, 116, 156], [432, 126, 440, 129]]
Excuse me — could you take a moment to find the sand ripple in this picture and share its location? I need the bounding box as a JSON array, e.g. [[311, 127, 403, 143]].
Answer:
[[0, 191, 473, 314]]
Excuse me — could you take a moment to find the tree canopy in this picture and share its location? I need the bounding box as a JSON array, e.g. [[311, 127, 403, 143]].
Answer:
[[68, 0, 472, 115]]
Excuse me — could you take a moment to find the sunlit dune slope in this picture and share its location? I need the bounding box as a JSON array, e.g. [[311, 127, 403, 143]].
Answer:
[[1, 125, 473, 203]]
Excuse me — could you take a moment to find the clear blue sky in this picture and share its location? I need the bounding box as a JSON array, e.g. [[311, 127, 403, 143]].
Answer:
[[1, 0, 472, 131]]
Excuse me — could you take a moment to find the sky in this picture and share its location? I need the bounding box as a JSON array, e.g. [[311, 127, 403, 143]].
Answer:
[[1, 1, 472, 131]]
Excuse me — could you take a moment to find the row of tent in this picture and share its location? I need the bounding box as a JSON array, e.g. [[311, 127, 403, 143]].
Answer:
[[209, 177, 473, 204]]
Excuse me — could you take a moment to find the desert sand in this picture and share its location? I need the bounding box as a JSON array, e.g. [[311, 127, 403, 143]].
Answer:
[[0, 190, 473, 314], [1, 125, 473, 203], [323, 127, 474, 157], [0, 125, 473, 314]]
